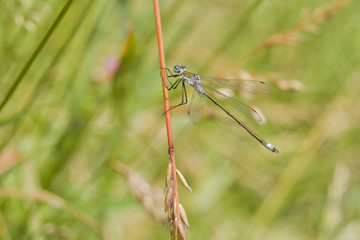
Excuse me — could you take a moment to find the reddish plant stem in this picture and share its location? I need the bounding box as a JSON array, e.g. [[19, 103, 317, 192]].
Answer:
[[153, 0, 181, 225]]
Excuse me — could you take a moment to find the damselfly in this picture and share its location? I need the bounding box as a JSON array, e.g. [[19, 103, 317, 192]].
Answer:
[[164, 65, 279, 153]]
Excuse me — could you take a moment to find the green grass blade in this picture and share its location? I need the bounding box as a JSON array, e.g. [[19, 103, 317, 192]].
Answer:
[[0, 0, 74, 113]]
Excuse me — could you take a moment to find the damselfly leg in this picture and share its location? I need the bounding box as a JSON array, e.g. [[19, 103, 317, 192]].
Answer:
[[160, 67, 189, 112]]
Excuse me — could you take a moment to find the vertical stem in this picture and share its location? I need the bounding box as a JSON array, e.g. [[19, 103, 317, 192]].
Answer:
[[152, 0, 181, 226]]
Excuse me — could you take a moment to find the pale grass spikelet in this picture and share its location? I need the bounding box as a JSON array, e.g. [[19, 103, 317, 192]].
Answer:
[[165, 187, 174, 214], [170, 219, 176, 240], [173, 196, 178, 216], [176, 169, 192, 192], [179, 203, 190, 229], [166, 162, 172, 188], [177, 221, 186, 240]]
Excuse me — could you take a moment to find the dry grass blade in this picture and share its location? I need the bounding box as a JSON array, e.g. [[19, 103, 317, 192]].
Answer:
[[0, 148, 21, 176], [0, 187, 108, 239], [242, 0, 356, 60], [176, 169, 192, 192], [111, 161, 166, 222]]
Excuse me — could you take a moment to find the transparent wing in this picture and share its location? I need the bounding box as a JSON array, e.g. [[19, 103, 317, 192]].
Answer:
[[200, 77, 271, 94], [201, 84, 263, 122], [187, 90, 204, 124]]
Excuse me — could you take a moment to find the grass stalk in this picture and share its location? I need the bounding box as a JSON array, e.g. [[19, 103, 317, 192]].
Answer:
[[152, 0, 183, 238]]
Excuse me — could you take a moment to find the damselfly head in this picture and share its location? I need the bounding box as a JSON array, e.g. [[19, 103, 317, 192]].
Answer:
[[174, 65, 187, 74], [173, 65, 180, 73]]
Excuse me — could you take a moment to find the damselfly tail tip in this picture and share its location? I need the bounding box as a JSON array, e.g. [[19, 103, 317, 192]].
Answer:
[[265, 143, 279, 154]]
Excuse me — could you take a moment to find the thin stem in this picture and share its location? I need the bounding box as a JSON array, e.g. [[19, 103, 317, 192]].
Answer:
[[0, 0, 74, 113], [152, 0, 181, 229]]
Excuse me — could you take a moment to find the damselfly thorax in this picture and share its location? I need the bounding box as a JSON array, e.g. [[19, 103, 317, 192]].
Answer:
[[179, 69, 206, 95]]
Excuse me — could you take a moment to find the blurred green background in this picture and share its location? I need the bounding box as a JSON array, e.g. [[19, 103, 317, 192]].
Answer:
[[1, 0, 360, 239]]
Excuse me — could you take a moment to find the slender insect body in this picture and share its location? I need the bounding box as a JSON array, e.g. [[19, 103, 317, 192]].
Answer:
[[167, 64, 279, 153]]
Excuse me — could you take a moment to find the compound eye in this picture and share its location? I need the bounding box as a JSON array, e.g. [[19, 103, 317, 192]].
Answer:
[[173, 65, 180, 73]]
